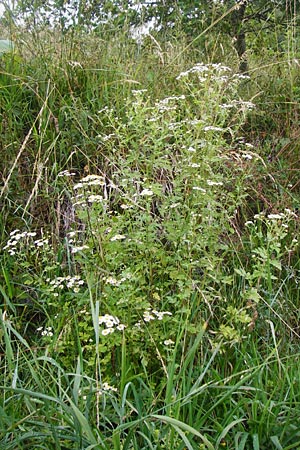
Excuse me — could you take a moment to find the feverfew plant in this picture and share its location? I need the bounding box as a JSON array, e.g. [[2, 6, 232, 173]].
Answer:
[[238, 208, 298, 293], [1, 61, 257, 382], [56, 61, 258, 368]]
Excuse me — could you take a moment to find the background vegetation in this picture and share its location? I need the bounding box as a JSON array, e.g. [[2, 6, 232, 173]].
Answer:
[[1, 1, 300, 448]]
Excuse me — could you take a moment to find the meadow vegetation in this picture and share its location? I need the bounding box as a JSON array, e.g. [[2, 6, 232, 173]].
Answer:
[[1, 4, 300, 449]]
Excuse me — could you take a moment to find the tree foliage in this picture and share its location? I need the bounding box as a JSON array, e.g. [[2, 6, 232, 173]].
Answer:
[[2, 0, 299, 71]]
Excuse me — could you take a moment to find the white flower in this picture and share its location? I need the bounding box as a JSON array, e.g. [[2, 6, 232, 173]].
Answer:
[[28, 232, 37, 237], [10, 229, 20, 236], [101, 382, 117, 392], [241, 153, 253, 160], [192, 187, 206, 193], [87, 195, 103, 203], [254, 213, 264, 220], [57, 170, 76, 177], [73, 182, 84, 190], [207, 180, 223, 186], [164, 339, 174, 346], [110, 234, 126, 242], [285, 208, 298, 217], [105, 276, 120, 286], [143, 312, 155, 322], [34, 239, 49, 247], [68, 60, 83, 68], [99, 314, 119, 326], [132, 89, 148, 95], [267, 214, 285, 220], [71, 245, 89, 253], [140, 188, 154, 196], [102, 328, 114, 336], [102, 133, 116, 141], [203, 126, 224, 132], [73, 175, 105, 190], [143, 309, 172, 322], [39, 326, 53, 337], [187, 119, 202, 126], [220, 103, 235, 109]]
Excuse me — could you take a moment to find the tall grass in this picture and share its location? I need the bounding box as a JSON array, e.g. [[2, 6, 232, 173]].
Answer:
[[1, 10, 300, 449]]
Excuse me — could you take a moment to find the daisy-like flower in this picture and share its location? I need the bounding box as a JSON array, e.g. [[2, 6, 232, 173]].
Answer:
[[57, 170, 76, 177], [140, 188, 154, 196], [164, 339, 174, 346], [87, 195, 103, 203], [143, 309, 172, 322], [71, 245, 89, 254], [99, 313, 126, 335], [73, 175, 105, 190], [203, 126, 224, 132], [110, 234, 126, 242], [101, 382, 118, 392], [192, 187, 206, 193], [207, 180, 223, 186], [102, 328, 114, 336], [37, 326, 54, 337], [241, 153, 253, 160], [267, 213, 285, 220]]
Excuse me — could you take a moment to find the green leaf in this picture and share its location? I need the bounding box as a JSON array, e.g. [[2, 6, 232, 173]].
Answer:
[[270, 435, 283, 450], [234, 432, 249, 450], [252, 434, 260, 450], [151, 414, 214, 450], [234, 267, 247, 277], [270, 259, 282, 270], [215, 418, 245, 448]]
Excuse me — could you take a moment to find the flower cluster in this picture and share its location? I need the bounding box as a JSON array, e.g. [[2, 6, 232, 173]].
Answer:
[[133, 309, 173, 331], [71, 245, 89, 254], [110, 234, 126, 242], [37, 326, 53, 337], [103, 272, 132, 287], [143, 308, 172, 322], [57, 170, 76, 177], [100, 382, 118, 393], [4, 229, 49, 256], [220, 100, 255, 111], [203, 126, 224, 132], [207, 180, 223, 186], [72, 175, 108, 208], [155, 95, 185, 112], [65, 231, 89, 254], [73, 174, 105, 190], [132, 89, 148, 96], [163, 339, 175, 346], [99, 314, 126, 335], [140, 188, 154, 196], [176, 62, 231, 80], [252, 209, 298, 223], [47, 275, 85, 296]]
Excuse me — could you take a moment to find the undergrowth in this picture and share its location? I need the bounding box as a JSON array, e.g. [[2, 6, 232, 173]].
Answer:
[[1, 18, 300, 450]]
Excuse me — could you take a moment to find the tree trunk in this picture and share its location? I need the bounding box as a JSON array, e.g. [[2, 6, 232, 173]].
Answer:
[[231, 1, 248, 74]]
